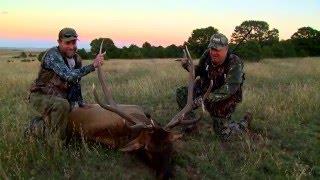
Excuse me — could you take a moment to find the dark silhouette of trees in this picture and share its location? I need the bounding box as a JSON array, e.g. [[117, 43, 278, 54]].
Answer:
[[90, 38, 119, 59], [185, 26, 219, 57], [290, 27, 320, 56], [37, 22, 320, 61], [231, 20, 279, 46]]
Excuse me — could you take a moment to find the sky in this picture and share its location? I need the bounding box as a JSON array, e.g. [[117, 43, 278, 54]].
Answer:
[[0, 0, 319, 48]]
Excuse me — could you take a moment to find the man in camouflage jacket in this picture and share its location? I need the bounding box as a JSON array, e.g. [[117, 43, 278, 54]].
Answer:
[[176, 33, 252, 141], [25, 28, 104, 145]]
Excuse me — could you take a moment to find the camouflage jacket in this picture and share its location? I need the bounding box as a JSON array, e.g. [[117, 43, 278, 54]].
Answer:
[[192, 50, 245, 103], [30, 47, 95, 99]]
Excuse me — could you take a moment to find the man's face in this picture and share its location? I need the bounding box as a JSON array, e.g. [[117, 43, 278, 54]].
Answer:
[[58, 40, 77, 58], [209, 46, 228, 65]]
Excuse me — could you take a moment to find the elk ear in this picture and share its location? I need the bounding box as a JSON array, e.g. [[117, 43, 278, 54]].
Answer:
[[120, 141, 144, 152], [120, 134, 145, 152], [167, 132, 183, 142]]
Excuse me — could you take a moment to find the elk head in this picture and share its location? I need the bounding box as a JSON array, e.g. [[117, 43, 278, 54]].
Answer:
[[93, 42, 212, 178]]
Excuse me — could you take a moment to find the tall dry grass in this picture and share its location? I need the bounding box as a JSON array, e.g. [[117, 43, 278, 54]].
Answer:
[[0, 57, 319, 179]]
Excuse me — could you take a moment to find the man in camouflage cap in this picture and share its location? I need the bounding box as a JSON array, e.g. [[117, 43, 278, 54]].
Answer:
[[176, 33, 252, 141], [25, 28, 105, 146]]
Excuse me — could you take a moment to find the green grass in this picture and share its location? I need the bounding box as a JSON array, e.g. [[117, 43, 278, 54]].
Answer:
[[0, 56, 319, 179]]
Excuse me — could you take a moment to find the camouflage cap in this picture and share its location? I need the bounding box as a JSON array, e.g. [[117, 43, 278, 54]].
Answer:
[[208, 33, 228, 50], [58, 27, 78, 42]]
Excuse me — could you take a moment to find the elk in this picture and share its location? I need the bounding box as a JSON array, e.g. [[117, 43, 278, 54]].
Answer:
[[67, 42, 213, 178]]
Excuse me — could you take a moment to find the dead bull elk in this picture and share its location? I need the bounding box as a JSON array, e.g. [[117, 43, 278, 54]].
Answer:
[[67, 42, 213, 178]]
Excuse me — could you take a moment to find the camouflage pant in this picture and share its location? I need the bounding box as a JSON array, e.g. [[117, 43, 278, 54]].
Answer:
[[28, 92, 70, 145], [176, 86, 247, 141]]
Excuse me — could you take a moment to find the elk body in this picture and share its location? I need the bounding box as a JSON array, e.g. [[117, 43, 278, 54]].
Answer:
[[68, 104, 153, 148], [66, 43, 212, 178]]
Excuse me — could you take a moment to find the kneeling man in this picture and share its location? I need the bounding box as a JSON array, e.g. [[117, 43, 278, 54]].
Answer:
[[26, 28, 104, 145], [176, 33, 252, 141]]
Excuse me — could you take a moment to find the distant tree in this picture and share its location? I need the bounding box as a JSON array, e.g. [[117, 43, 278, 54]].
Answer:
[[28, 52, 36, 57], [185, 26, 219, 57], [77, 48, 89, 59], [291, 27, 320, 39], [261, 46, 274, 58], [37, 51, 46, 62], [271, 40, 296, 58], [231, 20, 279, 46], [20, 52, 27, 58], [127, 44, 143, 59], [141, 42, 153, 58], [264, 28, 280, 46], [86, 51, 94, 59], [118, 46, 129, 59], [236, 40, 262, 61], [291, 27, 320, 56], [153, 46, 166, 58], [142, 42, 152, 49], [90, 38, 118, 59], [164, 44, 182, 58]]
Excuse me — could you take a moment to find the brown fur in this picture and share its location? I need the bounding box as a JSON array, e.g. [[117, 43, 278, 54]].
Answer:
[[68, 104, 181, 179]]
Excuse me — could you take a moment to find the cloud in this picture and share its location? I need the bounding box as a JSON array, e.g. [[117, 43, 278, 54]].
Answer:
[[1, 11, 8, 15]]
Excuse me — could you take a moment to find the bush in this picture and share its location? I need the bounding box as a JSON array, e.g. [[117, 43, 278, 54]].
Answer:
[[236, 40, 262, 61], [19, 52, 27, 58], [271, 41, 296, 58], [261, 46, 274, 58], [37, 51, 46, 62], [77, 48, 89, 59]]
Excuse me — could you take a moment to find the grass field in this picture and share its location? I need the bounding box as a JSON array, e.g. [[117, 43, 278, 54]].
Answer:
[[0, 53, 319, 179]]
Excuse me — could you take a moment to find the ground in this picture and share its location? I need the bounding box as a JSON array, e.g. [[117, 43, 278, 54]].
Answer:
[[0, 51, 319, 179]]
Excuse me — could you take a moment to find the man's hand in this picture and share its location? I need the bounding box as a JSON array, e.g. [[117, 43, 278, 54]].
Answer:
[[193, 97, 203, 108], [93, 52, 105, 68]]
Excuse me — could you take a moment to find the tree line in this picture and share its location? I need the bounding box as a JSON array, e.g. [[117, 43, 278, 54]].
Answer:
[[38, 20, 320, 61]]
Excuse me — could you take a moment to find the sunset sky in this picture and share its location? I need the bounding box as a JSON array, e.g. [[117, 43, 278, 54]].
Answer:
[[0, 0, 319, 48]]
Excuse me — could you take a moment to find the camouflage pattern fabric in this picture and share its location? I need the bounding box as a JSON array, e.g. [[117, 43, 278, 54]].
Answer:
[[43, 47, 94, 84], [176, 51, 248, 141], [208, 33, 229, 50], [27, 46, 94, 145], [30, 47, 94, 99], [67, 82, 84, 108], [26, 92, 70, 145]]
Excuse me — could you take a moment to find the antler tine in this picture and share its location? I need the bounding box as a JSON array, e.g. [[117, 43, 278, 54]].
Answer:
[[202, 80, 213, 101], [97, 40, 117, 107], [165, 46, 195, 129], [92, 84, 133, 123], [177, 78, 211, 125], [94, 40, 151, 131], [99, 39, 103, 54], [93, 84, 150, 131], [201, 80, 213, 113], [185, 46, 194, 106]]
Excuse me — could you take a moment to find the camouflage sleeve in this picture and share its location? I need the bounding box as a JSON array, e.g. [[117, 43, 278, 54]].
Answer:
[[207, 57, 244, 102], [43, 50, 95, 83]]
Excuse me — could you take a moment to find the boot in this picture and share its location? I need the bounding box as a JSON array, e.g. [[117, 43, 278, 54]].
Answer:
[[24, 116, 44, 140]]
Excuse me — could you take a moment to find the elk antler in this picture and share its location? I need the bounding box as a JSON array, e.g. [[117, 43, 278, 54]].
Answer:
[[96, 40, 117, 107], [201, 79, 213, 113], [165, 46, 213, 129], [93, 40, 151, 131]]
